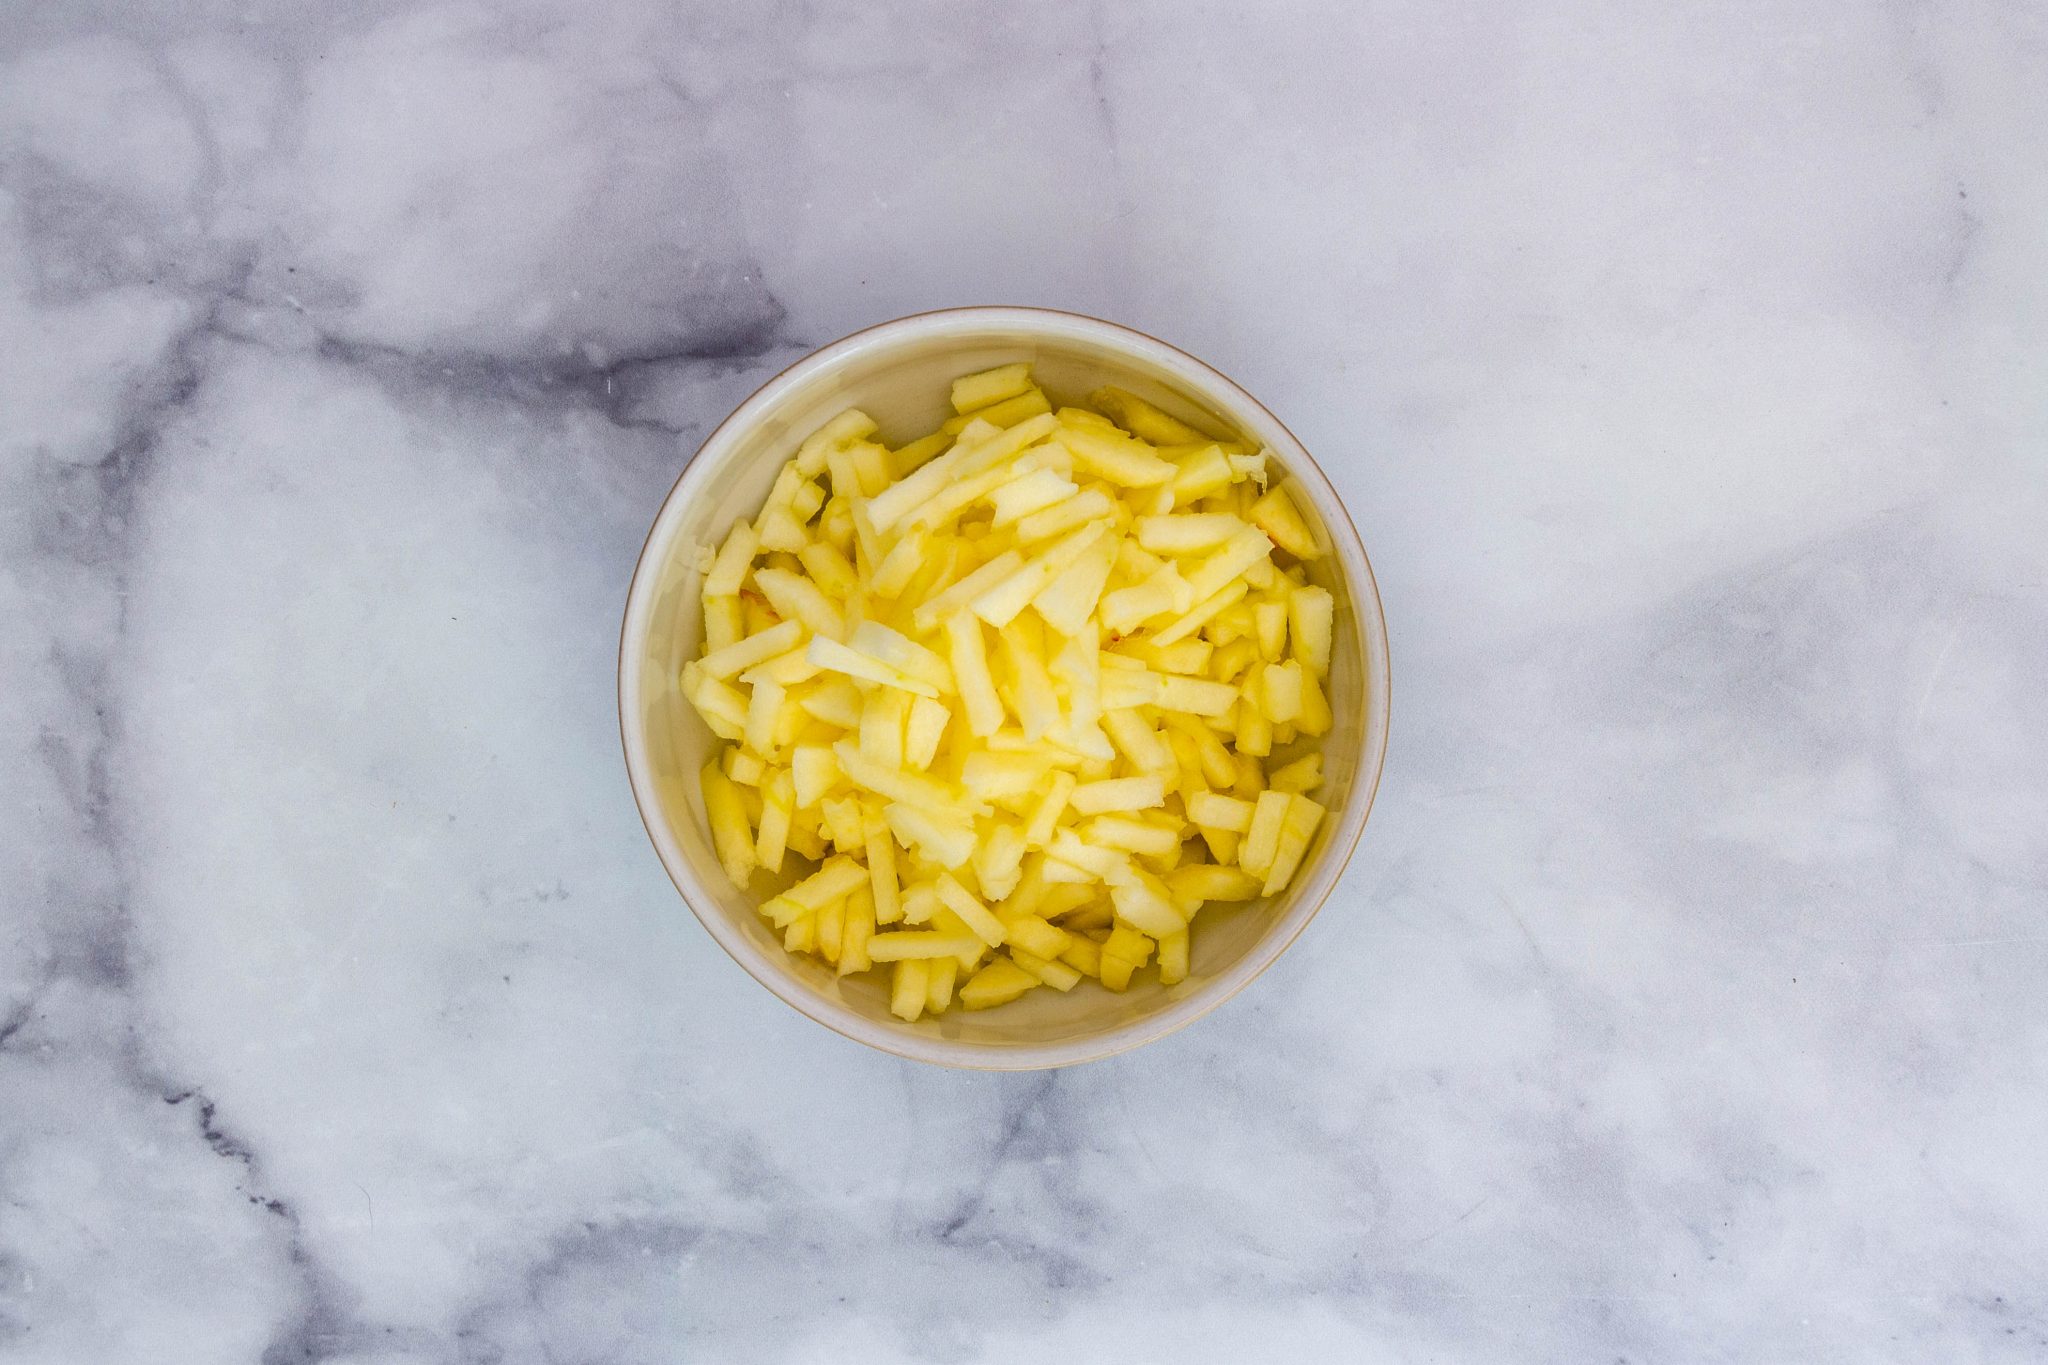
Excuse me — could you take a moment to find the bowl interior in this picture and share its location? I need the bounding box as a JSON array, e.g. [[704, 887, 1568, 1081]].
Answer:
[[624, 311, 1387, 1065]]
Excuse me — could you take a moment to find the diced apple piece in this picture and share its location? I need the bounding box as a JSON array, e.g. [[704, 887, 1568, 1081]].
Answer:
[[1048, 891, 1108, 926], [753, 567, 844, 639], [911, 550, 1023, 632], [1029, 528, 1120, 638], [1288, 584, 1334, 678], [868, 931, 983, 961], [886, 803, 977, 869], [1254, 599, 1289, 662], [890, 959, 930, 1021], [698, 618, 804, 681], [1247, 484, 1321, 560], [1102, 709, 1174, 774], [1185, 790, 1255, 832], [785, 820, 826, 863], [722, 747, 766, 785], [703, 594, 744, 654], [839, 886, 875, 974], [791, 744, 840, 808], [889, 431, 952, 477], [1047, 828, 1132, 883], [1087, 816, 1181, 858], [1169, 444, 1235, 504], [1058, 936, 1102, 978], [974, 824, 1028, 903], [1098, 924, 1154, 991], [755, 503, 808, 554], [959, 750, 1053, 802], [743, 678, 784, 756], [703, 521, 759, 597], [1297, 663, 1333, 737], [754, 768, 793, 872], [797, 675, 863, 729], [783, 912, 815, 953], [997, 617, 1062, 741], [1015, 488, 1119, 546], [1098, 665, 1166, 710], [900, 879, 939, 926], [1157, 929, 1189, 985], [1088, 385, 1213, 446], [868, 526, 933, 599], [1022, 771, 1078, 848], [972, 523, 1106, 628], [935, 873, 1007, 946], [858, 688, 909, 768], [784, 855, 871, 912], [1261, 795, 1326, 895], [908, 448, 1054, 535], [805, 636, 937, 699], [1210, 636, 1258, 684], [1158, 675, 1239, 717], [865, 445, 971, 535], [819, 796, 866, 853], [989, 467, 1078, 526], [1236, 695, 1273, 758], [1062, 427, 1178, 487], [1184, 526, 1275, 603], [860, 808, 902, 924], [904, 695, 950, 770], [798, 540, 860, 601], [959, 957, 1039, 1010], [701, 761, 757, 888], [1165, 715, 1237, 789], [794, 408, 879, 477], [1068, 774, 1167, 816], [833, 742, 982, 814], [1238, 790, 1292, 879], [924, 956, 958, 1013], [1259, 660, 1306, 725], [1057, 405, 1121, 434], [1008, 947, 1082, 991], [951, 362, 1034, 414], [1099, 575, 1180, 635], [1109, 871, 1187, 937], [1166, 863, 1262, 902], [738, 645, 822, 689], [1268, 752, 1322, 795], [1152, 579, 1250, 647], [1133, 512, 1247, 555], [851, 441, 892, 496], [945, 387, 1052, 433], [944, 611, 1005, 737], [816, 893, 845, 964], [1121, 637, 1213, 675], [1000, 909, 1074, 961]]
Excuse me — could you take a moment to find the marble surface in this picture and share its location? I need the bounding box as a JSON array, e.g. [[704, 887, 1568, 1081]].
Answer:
[[4, 1, 2046, 1360]]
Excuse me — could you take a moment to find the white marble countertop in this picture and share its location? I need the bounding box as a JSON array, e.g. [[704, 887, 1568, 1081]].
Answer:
[[5, 3, 2046, 1361]]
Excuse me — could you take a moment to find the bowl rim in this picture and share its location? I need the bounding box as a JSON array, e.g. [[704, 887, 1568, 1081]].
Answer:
[[619, 305, 1390, 1069]]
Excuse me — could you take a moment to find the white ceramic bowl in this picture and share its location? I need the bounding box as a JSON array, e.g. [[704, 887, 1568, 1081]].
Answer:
[[620, 307, 1390, 1068]]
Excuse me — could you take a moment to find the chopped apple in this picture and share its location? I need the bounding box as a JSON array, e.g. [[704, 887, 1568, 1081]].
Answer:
[[951, 362, 1034, 414], [959, 957, 1039, 1009], [678, 363, 1346, 1015], [891, 959, 930, 1020], [1288, 584, 1334, 678]]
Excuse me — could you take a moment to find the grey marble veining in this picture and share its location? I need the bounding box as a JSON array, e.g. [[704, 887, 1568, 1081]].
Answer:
[[4, 2, 2046, 1361]]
